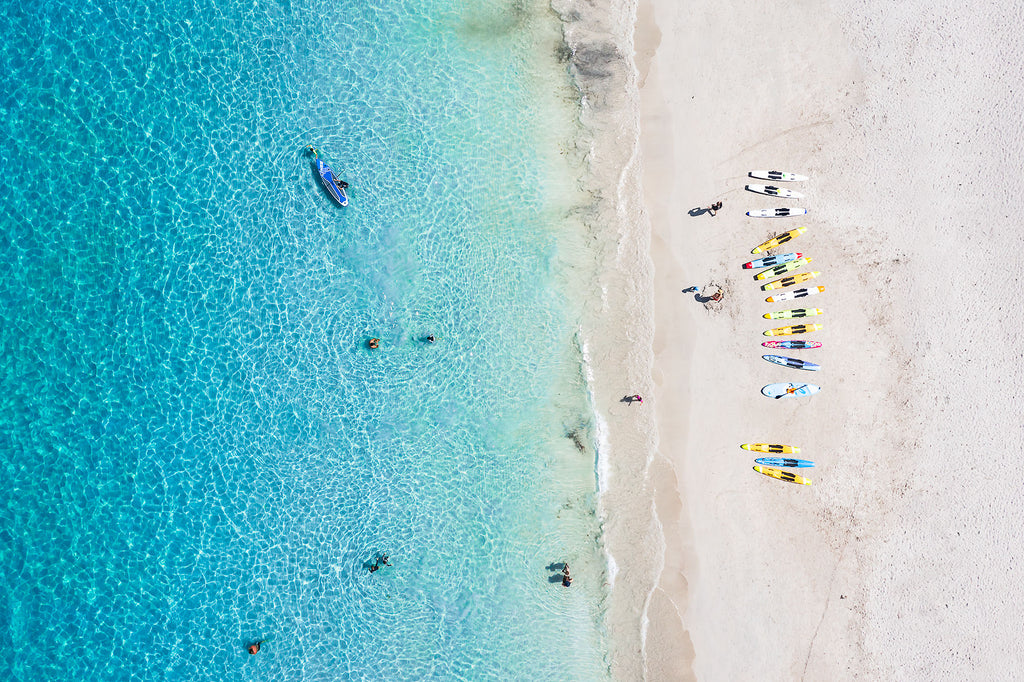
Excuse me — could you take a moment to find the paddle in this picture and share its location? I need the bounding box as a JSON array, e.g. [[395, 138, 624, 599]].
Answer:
[[775, 384, 807, 399]]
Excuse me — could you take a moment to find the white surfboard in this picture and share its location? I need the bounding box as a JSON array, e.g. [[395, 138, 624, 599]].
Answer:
[[746, 184, 804, 199], [765, 285, 825, 303], [747, 207, 808, 218], [749, 170, 808, 182]]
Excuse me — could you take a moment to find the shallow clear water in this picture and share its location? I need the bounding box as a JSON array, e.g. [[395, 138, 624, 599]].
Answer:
[[0, 0, 608, 679]]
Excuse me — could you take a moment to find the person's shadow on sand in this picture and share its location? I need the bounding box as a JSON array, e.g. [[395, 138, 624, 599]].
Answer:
[[688, 207, 709, 217], [685, 286, 722, 304], [546, 562, 568, 584]]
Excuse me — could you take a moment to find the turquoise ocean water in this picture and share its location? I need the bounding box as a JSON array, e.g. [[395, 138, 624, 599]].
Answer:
[[0, 0, 610, 679]]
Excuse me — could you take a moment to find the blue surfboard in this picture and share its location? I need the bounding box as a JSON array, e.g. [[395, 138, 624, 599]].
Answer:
[[754, 457, 815, 468]]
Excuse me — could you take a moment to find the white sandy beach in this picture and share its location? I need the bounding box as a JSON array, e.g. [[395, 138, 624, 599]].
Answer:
[[563, 0, 1024, 678], [633, 0, 1024, 679]]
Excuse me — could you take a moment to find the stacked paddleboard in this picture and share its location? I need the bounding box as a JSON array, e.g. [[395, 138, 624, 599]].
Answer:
[[741, 444, 815, 484]]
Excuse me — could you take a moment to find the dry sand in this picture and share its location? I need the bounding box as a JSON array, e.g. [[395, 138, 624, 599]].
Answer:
[[628, 0, 1024, 680]]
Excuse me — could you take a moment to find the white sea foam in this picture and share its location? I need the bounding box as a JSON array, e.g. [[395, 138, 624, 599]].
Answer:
[[554, 0, 663, 677]]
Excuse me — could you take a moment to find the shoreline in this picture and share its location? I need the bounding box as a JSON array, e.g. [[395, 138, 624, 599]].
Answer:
[[556, 0, 663, 678]]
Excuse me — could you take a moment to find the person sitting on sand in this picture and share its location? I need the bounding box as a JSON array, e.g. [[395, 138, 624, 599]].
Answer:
[[710, 289, 723, 302]]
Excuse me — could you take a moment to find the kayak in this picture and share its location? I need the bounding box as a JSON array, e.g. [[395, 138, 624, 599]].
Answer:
[[762, 339, 823, 350], [742, 443, 800, 454], [746, 208, 808, 218], [754, 458, 815, 468], [753, 257, 812, 280], [743, 252, 802, 269], [762, 354, 821, 371], [761, 271, 821, 291], [761, 382, 821, 398], [754, 465, 813, 485], [764, 323, 823, 337], [749, 170, 808, 182], [751, 227, 807, 254], [766, 285, 825, 303], [763, 308, 824, 320]]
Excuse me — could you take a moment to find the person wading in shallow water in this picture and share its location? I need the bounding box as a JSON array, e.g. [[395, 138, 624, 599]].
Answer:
[[562, 563, 573, 587]]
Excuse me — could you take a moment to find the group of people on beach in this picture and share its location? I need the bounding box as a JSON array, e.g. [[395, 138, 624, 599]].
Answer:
[[681, 201, 726, 304]]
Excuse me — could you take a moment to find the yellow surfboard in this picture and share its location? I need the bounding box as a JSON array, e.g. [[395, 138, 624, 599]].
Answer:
[[753, 257, 812, 280], [764, 323, 823, 337], [761, 271, 820, 291], [741, 443, 801, 454], [763, 308, 824, 320], [754, 465, 812, 485], [751, 227, 808, 254]]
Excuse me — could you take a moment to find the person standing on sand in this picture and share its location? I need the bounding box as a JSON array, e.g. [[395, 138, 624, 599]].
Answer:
[[708, 200, 723, 216]]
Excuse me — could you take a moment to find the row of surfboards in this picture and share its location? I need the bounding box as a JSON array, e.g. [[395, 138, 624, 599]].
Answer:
[[745, 225, 824, 385], [745, 171, 818, 486], [745, 170, 809, 217]]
